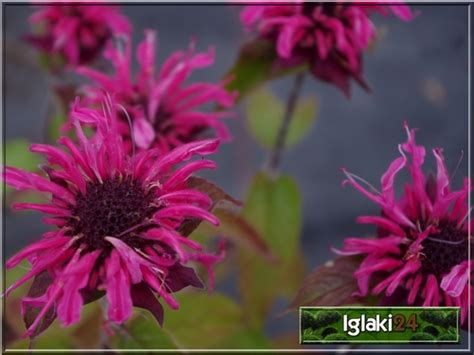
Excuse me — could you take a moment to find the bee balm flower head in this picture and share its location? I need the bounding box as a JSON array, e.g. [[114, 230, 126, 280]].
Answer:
[[241, 1, 413, 96], [4, 95, 225, 336], [77, 30, 237, 153], [26, 3, 131, 68], [335, 123, 471, 323]]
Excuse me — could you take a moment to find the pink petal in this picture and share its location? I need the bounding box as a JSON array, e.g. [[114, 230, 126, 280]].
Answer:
[[105, 237, 154, 284], [440, 261, 470, 298], [11, 202, 70, 216], [57, 251, 100, 326], [6, 236, 69, 269], [154, 205, 219, 226], [381, 156, 406, 204], [356, 215, 406, 237], [407, 274, 423, 304], [133, 116, 156, 150], [105, 250, 133, 324], [163, 160, 216, 190], [136, 29, 156, 88], [332, 236, 403, 256], [159, 189, 212, 208], [144, 139, 220, 182], [142, 267, 179, 310], [423, 274, 440, 306]]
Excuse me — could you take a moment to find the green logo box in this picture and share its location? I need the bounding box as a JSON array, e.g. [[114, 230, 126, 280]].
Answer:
[[300, 306, 460, 344]]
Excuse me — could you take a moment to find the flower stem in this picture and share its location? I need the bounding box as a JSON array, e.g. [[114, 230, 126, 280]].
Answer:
[[266, 72, 305, 176]]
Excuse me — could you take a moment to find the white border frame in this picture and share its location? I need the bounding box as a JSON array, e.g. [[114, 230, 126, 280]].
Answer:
[[0, 1, 471, 353]]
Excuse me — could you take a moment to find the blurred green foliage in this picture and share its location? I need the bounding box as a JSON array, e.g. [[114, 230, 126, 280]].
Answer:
[[246, 87, 317, 150], [238, 172, 303, 330], [4, 139, 42, 172]]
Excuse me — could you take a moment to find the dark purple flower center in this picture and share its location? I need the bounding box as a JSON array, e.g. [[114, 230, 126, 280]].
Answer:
[[67, 176, 157, 250], [303, 3, 344, 18], [419, 219, 468, 277]]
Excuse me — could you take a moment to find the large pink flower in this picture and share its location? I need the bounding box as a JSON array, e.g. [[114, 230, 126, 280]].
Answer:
[[76, 30, 236, 153], [26, 4, 131, 67], [241, 2, 413, 96], [4, 95, 225, 336], [335, 123, 471, 323]]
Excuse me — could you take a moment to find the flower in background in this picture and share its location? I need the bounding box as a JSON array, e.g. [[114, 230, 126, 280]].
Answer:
[[77, 30, 237, 153], [4, 95, 225, 336], [26, 4, 131, 68], [241, 2, 413, 96], [335, 123, 471, 323]]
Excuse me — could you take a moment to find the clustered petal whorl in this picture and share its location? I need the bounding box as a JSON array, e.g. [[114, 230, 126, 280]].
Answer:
[[241, 1, 413, 95], [77, 30, 237, 153], [26, 4, 131, 67], [335, 123, 471, 323], [5, 95, 224, 336]]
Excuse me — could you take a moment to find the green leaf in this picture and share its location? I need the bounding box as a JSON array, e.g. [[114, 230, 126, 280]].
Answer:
[[246, 87, 317, 150], [47, 112, 67, 143], [2, 139, 47, 205], [4, 139, 42, 171], [70, 304, 104, 349], [114, 292, 244, 349], [110, 316, 177, 349], [286, 97, 318, 147], [246, 88, 283, 149], [242, 173, 301, 262], [237, 172, 303, 330], [220, 328, 272, 349], [225, 38, 307, 102], [37, 52, 66, 74]]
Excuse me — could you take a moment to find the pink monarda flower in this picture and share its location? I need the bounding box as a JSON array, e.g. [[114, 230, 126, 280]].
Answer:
[[76, 30, 236, 153], [241, 2, 413, 96], [26, 4, 131, 67], [4, 96, 225, 336], [335, 123, 471, 323]]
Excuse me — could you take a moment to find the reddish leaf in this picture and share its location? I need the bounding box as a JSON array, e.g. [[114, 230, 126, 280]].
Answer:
[[165, 264, 204, 292], [23, 273, 105, 339], [179, 177, 241, 237], [289, 255, 365, 308], [23, 271, 56, 339], [131, 283, 164, 326], [81, 288, 105, 304], [187, 176, 241, 208], [3, 318, 19, 346], [178, 218, 204, 238], [214, 208, 276, 263], [53, 84, 77, 112]]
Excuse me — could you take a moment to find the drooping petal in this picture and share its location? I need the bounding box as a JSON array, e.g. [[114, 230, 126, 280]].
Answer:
[[423, 274, 440, 307], [441, 261, 470, 298], [133, 116, 156, 150], [57, 251, 100, 326], [105, 250, 133, 324], [6, 236, 70, 269]]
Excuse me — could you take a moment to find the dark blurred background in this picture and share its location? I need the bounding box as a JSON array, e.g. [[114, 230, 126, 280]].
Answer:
[[4, 3, 470, 345]]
